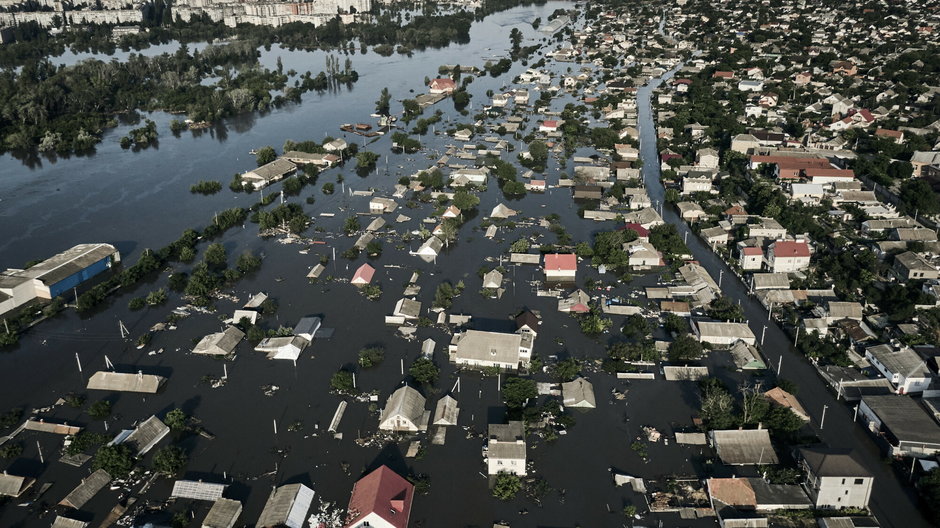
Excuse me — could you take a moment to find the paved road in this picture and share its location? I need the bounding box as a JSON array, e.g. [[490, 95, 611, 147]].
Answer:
[[634, 64, 931, 528]]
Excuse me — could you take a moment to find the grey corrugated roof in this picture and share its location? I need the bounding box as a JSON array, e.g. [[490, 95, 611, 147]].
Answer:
[[562, 377, 596, 408], [432, 395, 460, 426], [51, 516, 89, 528], [193, 326, 244, 355], [59, 469, 111, 509], [379, 386, 427, 430], [256, 483, 311, 527], [124, 415, 169, 456], [711, 429, 778, 465], [799, 447, 870, 478], [203, 498, 242, 528], [696, 321, 756, 341], [0, 473, 31, 496], [489, 421, 524, 443], [86, 371, 165, 393], [862, 394, 940, 444], [244, 159, 296, 183], [451, 330, 523, 366], [19, 244, 118, 286], [171, 480, 227, 501], [866, 345, 929, 378]]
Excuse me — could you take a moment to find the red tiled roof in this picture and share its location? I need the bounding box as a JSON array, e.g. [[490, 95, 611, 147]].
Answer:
[[544, 253, 577, 271], [429, 78, 456, 89], [707, 478, 756, 508], [742, 247, 763, 256], [344, 465, 414, 528], [725, 205, 748, 216], [772, 241, 810, 258], [875, 128, 902, 138], [804, 168, 855, 178], [542, 120, 559, 128], [621, 222, 650, 237], [351, 263, 375, 284]]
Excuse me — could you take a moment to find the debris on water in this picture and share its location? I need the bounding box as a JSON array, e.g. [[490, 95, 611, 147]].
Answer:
[[643, 426, 661, 442], [262, 384, 279, 396]]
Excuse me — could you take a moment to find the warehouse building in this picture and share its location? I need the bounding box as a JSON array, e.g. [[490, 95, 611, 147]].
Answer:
[[0, 243, 120, 316]]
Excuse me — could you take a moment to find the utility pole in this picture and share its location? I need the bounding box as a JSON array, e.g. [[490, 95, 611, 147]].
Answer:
[[36, 441, 43, 464], [853, 404, 859, 422], [820, 404, 829, 430], [777, 355, 783, 376], [718, 270, 724, 289], [75, 353, 83, 373], [761, 325, 767, 347]]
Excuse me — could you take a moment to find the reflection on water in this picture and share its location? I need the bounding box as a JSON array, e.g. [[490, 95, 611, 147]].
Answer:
[[0, 1, 568, 266]]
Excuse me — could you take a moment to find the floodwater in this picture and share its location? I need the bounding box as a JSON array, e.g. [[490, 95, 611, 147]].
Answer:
[[0, 3, 929, 528]]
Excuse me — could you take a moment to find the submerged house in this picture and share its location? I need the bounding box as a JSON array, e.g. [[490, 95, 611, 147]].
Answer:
[[449, 330, 534, 370], [379, 385, 430, 432], [256, 484, 314, 528], [343, 465, 414, 528], [86, 371, 166, 394], [487, 421, 527, 476], [254, 335, 308, 361], [193, 326, 244, 356], [241, 158, 297, 190]]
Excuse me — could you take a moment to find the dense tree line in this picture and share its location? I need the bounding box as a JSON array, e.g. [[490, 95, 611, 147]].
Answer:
[[0, 39, 360, 153]]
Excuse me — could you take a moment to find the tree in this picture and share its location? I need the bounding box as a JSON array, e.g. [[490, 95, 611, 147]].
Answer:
[[366, 240, 383, 257], [739, 383, 770, 426], [608, 341, 657, 362], [917, 468, 940, 525], [203, 243, 227, 270], [402, 98, 422, 121], [236, 251, 262, 274], [330, 370, 356, 393], [410, 357, 439, 384], [255, 146, 276, 166], [0, 442, 22, 459], [667, 334, 703, 362], [551, 357, 580, 382], [164, 409, 188, 431], [492, 472, 523, 500], [699, 378, 736, 430], [358, 346, 385, 368], [375, 87, 391, 116], [433, 282, 456, 309], [528, 140, 548, 164], [510, 239, 531, 253], [152, 446, 187, 476], [452, 190, 480, 211], [649, 224, 689, 258], [88, 400, 112, 419], [343, 216, 361, 235], [707, 296, 744, 321], [578, 306, 612, 336], [622, 314, 651, 339], [899, 178, 940, 216], [146, 288, 167, 306], [93, 444, 134, 478], [356, 150, 379, 168], [663, 313, 689, 335], [502, 377, 537, 409]]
